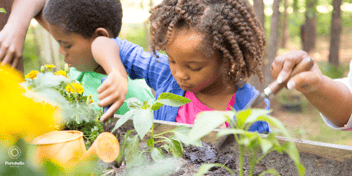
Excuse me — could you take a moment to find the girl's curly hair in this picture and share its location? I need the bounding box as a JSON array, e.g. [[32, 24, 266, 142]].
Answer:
[[149, 0, 266, 87]]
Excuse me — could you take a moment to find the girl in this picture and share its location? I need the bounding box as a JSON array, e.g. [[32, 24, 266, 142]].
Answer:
[[95, 0, 270, 132]]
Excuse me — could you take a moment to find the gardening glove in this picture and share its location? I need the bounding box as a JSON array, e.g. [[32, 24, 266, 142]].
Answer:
[[97, 69, 128, 122], [270, 50, 323, 94], [0, 22, 26, 68]]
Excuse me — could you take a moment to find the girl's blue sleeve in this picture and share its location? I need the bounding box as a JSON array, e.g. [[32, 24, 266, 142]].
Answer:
[[112, 37, 172, 91]]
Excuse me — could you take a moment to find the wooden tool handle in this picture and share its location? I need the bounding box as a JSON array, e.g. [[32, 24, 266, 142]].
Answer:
[[268, 57, 314, 95]]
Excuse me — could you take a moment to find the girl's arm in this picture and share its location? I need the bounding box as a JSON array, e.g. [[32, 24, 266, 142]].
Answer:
[[91, 37, 128, 122], [271, 51, 352, 127], [0, 0, 47, 67]]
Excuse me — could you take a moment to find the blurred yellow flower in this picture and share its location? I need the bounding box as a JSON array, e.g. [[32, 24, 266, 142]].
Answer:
[[0, 65, 60, 146], [44, 65, 56, 69], [54, 70, 66, 77], [25, 70, 39, 79], [66, 83, 84, 94], [88, 94, 93, 104]]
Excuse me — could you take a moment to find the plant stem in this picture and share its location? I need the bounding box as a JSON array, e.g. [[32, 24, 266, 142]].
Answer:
[[249, 147, 258, 176], [151, 124, 154, 149], [153, 130, 174, 137], [234, 134, 244, 176]]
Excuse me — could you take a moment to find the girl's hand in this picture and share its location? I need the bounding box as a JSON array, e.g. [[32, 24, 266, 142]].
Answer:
[[0, 23, 26, 68], [270, 50, 324, 94], [97, 69, 128, 122]]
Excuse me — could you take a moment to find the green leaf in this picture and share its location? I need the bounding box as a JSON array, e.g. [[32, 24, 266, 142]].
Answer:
[[282, 142, 306, 176], [133, 109, 154, 139], [151, 148, 164, 161], [111, 110, 134, 133], [259, 138, 273, 155], [173, 126, 202, 147], [117, 129, 135, 163], [236, 108, 251, 129], [125, 97, 143, 110], [194, 163, 234, 176], [217, 129, 246, 137], [151, 102, 163, 111], [167, 139, 183, 158], [244, 109, 272, 124], [125, 135, 143, 168], [34, 72, 70, 88], [155, 92, 191, 107], [162, 144, 170, 152], [147, 136, 154, 148], [124, 157, 183, 176], [258, 168, 280, 176], [0, 8, 7, 15], [188, 111, 230, 143]]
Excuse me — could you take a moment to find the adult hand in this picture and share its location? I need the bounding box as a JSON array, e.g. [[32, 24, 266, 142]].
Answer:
[[97, 69, 128, 122], [0, 23, 26, 68], [270, 50, 324, 94]]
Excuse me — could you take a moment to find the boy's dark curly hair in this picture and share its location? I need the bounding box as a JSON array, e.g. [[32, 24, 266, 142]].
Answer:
[[149, 0, 266, 86], [43, 0, 123, 38]]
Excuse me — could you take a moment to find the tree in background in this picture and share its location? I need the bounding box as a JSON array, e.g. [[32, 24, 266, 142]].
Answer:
[[250, 0, 266, 92], [266, 0, 282, 89], [0, 0, 23, 73], [328, 0, 342, 67], [281, 0, 289, 48], [301, 0, 317, 55]]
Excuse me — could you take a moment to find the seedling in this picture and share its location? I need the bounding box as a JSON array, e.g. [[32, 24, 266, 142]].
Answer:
[[188, 108, 305, 176], [112, 93, 202, 168]]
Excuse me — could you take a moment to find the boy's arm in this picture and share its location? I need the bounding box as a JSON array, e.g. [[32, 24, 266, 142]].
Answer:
[[91, 36, 128, 122], [271, 50, 352, 127], [0, 0, 47, 67]]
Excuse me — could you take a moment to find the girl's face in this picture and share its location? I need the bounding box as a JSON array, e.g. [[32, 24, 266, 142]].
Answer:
[[48, 24, 99, 72], [166, 29, 224, 94]]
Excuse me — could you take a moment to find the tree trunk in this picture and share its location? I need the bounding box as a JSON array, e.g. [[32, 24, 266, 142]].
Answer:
[[36, 25, 62, 71], [301, 0, 317, 56], [293, 0, 299, 13], [0, 0, 23, 73], [328, 0, 342, 67], [281, 0, 289, 48], [253, 0, 265, 27], [250, 0, 265, 92], [266, 0, 281, 88]]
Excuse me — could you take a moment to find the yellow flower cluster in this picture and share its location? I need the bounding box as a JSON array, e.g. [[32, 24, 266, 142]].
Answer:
[[66, 83, 84, 94], [0, 65, 60, 146], [44, 65, 56, 69], [25, 70, 39, 79], [54, 70, 66, 77]]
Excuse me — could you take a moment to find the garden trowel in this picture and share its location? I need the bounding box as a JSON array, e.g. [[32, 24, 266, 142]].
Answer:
[[216, 56, 315, 151]]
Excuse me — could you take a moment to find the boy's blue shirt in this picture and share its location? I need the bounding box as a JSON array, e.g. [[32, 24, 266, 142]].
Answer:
[[113, 37, 271, 133]]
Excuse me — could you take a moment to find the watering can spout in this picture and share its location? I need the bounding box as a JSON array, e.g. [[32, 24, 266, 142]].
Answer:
[[81, 132, 120, 163]]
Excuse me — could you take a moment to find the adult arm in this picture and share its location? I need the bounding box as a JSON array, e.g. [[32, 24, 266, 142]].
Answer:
[[271, 50, 352, 127], [0, 0, 47, 67]]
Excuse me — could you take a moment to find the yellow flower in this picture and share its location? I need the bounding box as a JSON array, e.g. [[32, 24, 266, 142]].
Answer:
[[44, 64, 56, 69], [0, 65, 60, 146], [25, 70, 39, 79], [66, 83, 84, 94], [88, 94, 93, 104], [54, 70, 66, 77]]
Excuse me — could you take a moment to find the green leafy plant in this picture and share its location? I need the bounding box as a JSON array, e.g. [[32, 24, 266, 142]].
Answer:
[[188, 109, 306, 176], [21, 65, 103, 147], [0, 8, 6, 15], [112, 93, 202, 169]]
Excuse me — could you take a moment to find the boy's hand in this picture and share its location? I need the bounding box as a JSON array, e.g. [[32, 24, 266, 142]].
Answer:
[[97, 69, 128, 122], [0, 23, 26, 68], [270, 50, 323, 94]]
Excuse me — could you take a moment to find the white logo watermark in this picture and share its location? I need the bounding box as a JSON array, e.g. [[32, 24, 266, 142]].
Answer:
[[5, 146, 25, 167], [8, 146, 21, 159]]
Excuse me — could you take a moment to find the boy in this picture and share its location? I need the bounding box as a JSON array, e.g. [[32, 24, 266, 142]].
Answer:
[[0, 0, 154, 120]]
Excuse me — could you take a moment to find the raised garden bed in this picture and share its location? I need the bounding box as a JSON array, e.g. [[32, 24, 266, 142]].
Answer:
[[100, 116, 352, 176]]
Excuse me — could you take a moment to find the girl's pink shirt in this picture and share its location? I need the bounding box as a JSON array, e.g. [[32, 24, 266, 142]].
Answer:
[[176, 91, 235, 124]]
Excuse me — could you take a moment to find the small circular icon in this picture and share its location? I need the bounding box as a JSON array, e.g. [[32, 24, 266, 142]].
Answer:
[[8, 146, 21, 159]]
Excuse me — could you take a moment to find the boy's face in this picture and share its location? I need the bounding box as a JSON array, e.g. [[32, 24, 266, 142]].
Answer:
[[48, 24, 99, 72], [165, 29, 225, 94]]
